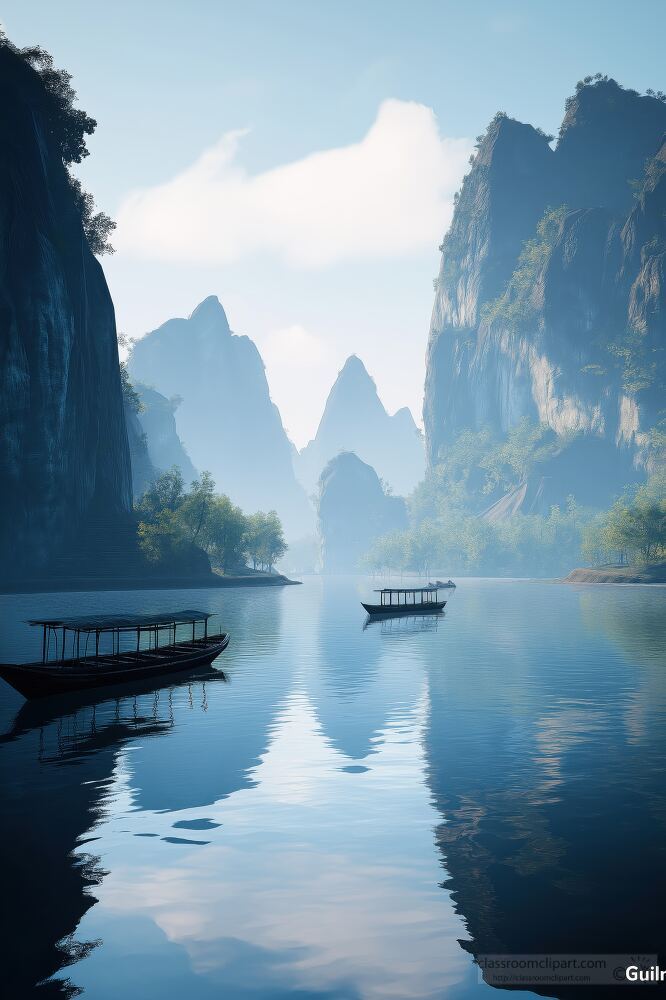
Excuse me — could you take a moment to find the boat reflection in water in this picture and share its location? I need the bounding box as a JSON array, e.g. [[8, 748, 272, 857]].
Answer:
[[0, 667, 229, 998], [363, 612, 443, 633], [1, 578, 665, 999]]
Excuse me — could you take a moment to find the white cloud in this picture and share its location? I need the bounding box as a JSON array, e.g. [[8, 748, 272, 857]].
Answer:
[[256, 324, 340, 448], [115, 100, 471, 268]]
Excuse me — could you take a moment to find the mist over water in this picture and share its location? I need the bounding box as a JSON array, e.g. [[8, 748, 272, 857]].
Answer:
[[1, 578, 665, 998]]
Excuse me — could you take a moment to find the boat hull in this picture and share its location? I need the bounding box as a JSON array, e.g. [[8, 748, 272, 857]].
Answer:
[[0, 634, 229, 700], [361, 601, 446, 616]]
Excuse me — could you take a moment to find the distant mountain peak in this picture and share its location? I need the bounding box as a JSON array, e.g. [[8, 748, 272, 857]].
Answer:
[[335, 354, 376, 388], [391, 406, 419, 430], [127, 299, 314, 538], [324, 355, 384, 418], [295, 356, 425, 496], [189, 295, 230, 330], [341, 353, 368, 373]]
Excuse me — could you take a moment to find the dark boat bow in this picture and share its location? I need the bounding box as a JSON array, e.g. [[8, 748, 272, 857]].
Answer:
[[0, 610, 230, 700]]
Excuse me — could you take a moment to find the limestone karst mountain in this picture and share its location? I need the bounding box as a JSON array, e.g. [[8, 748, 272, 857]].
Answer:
[[297, 355, 425, 497], [424, 76, 666, 507], [128, 296, 314, 538], [0, 41, 132, 580], [122, 382, 198, 501], [317, 451, 407, 572], [135, 383, 198, 486]]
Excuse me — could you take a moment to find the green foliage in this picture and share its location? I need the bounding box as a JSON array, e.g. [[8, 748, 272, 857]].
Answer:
[[119, 362, 143, 413], [138, 510, 192, 567], [0, 33, 115, 254], [582, 475, 666, 566], [244, 511, 287, 572], [67, 174, 116, 255], [12, 42, 96, 164], [412, 421, 558, 525], [607, 328, 665, 396], [200, 496, 248, 572], [137, 468, 186, 520], [177, 472, 216, 544], [479, 418, 558, 493], [395, 420, 665, 577], [481, 206, 568, 331], [364, 501, 587, 578], [136, 471, 287, 573]]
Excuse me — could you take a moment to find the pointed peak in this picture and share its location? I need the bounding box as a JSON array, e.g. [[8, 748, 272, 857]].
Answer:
[[391, 406, 418, 429], [329, 354, 381, 405], [189, 295, 230, 330], [336, 355, 377, 388], [340, 354, 370, 376]]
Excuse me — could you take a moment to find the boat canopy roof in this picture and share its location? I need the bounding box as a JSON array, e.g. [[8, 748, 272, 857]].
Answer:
[[28, 610, 213, 633], [373, 586, 438, 594]]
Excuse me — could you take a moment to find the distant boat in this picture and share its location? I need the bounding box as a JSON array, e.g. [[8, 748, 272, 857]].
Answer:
[[362, 586, 446, 617], [434, 579, 456, 589], [0, 610, 229, 700]]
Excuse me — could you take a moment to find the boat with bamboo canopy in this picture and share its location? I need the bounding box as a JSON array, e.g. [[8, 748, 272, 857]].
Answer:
[[361, 585, 447, 617], [0, 610, 229, 699]]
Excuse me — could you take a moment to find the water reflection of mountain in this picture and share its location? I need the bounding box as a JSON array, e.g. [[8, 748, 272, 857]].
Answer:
[[309, 578, 426, 761], [0, 583, 290, 996], [0, 683, 182, 996], [129, 590, 289, 812], [423, 583, 666, 997]]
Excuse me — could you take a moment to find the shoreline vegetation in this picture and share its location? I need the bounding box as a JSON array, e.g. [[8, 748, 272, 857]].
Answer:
[[358, 427, 665, 580]]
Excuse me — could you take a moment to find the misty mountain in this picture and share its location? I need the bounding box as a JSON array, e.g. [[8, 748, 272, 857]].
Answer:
[[135, 383, 198, 486], [424, 76, 666, 508], [0, 42, 132, 580], [297, 355, 425, 496], [124, 398, 155, 501], [128, 296, 314, 538], [318, 451, 407, 572]]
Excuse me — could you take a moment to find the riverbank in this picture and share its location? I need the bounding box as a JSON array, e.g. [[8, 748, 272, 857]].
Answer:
[[0, 572, 301, 595], [562, 564, 666, 585]]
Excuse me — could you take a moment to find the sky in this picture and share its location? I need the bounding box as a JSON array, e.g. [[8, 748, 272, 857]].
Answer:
[[2, 0, 666, 447]]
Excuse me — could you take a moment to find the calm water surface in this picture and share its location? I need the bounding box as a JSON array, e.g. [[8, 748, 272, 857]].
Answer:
[[1, 578, 665, 999]]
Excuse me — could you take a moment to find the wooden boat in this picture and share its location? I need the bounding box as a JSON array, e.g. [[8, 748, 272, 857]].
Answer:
[[0, 610, 229, 700], [361, 586, 447, 617]]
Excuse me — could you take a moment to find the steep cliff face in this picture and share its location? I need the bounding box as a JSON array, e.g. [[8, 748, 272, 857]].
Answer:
[[124, 400, 155, 501], [134, 383, 198, 486], [128, 296, 314, 538], [0, 44, 132, 579], [425, 79, 666, 502], [317, 452, 407, 572], [297, 355, 425, 496]]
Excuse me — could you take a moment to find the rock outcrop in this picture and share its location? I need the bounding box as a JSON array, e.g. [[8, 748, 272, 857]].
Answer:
[[424, 78, 666, 504], [317, 452, 407, 572], [0, 42, 132, 580], [128, 296, 314, 538], [134, 383, 197, 486], [124, 399, 155, 501], [297, 355, 425, 496]]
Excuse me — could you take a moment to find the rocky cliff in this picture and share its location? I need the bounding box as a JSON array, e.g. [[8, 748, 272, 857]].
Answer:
[[425, 77, 666, 505], [124, 399, 155, 501], [135, 383, 198, 486], [0, 42, 132, 580], [128, 296, 314, 538], [317, 451, 407, 572], [297, 355, 425, 496]]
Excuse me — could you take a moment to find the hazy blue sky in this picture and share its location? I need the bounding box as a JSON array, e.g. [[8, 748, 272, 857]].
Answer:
[[2, 1, 665, 445]]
